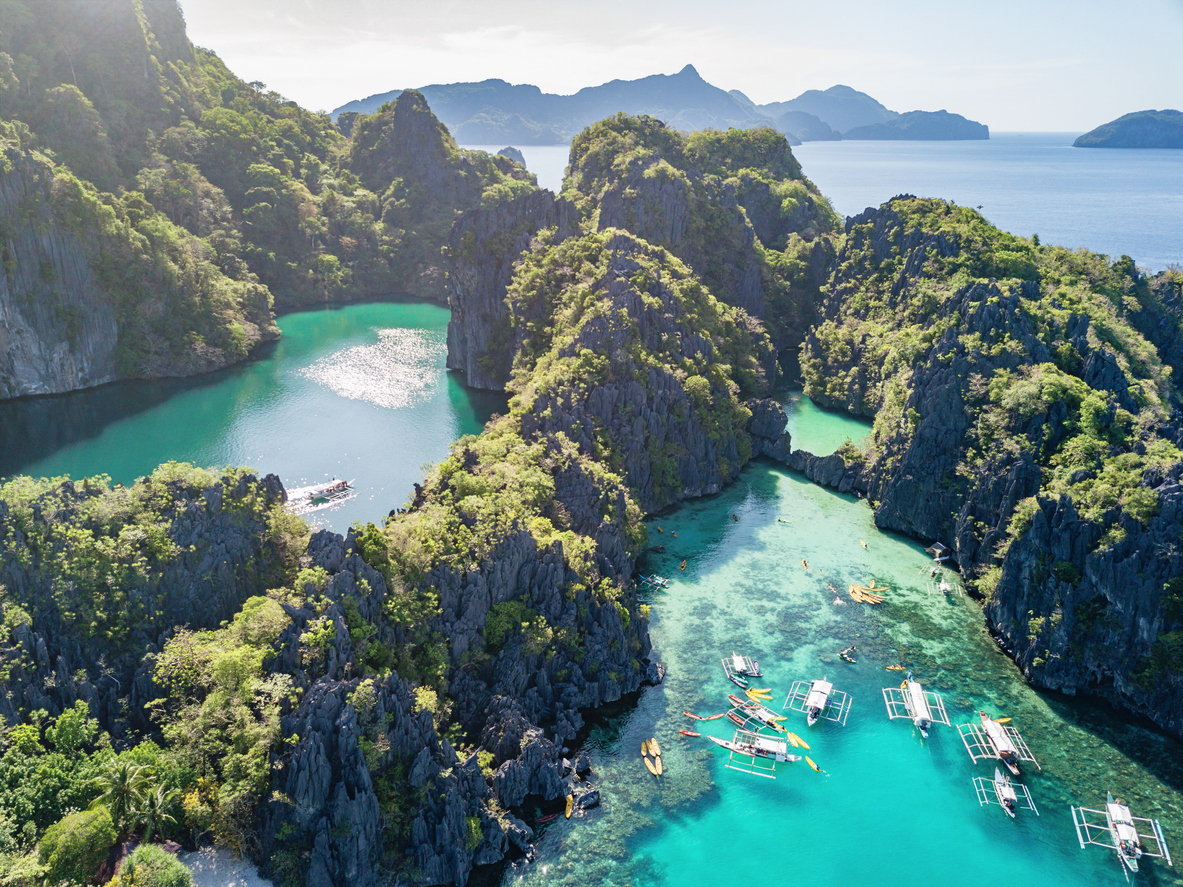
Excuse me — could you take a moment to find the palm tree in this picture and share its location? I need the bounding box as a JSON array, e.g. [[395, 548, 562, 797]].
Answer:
[[132, 784, 179, 843], [94, 760, 151, 834]]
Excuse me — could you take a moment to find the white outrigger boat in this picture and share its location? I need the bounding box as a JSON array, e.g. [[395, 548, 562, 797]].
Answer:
[[973, 766, 1038, 819], [1072, 792, 1173, 879], [285, 477, 355, 515], [721, 653, 762, 689], [785, 677, 852, 727], [709, 728, 801, 779], [958, 711, 1039, 776], [637, 574, 671, 590], [882, 675, 950, 738]]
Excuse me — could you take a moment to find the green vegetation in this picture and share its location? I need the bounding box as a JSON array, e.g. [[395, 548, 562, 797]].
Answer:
[[562, 114, 840, 348], [111, 843, 194, 887], [37, 807, 117, 886]]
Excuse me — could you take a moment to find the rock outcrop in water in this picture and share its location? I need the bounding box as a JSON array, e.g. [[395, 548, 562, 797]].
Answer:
[[798, 197, 1183, 738]]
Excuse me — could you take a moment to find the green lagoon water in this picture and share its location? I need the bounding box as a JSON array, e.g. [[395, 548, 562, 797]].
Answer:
[[505, 403, 1183, 887], [0, 302, 505, 533]]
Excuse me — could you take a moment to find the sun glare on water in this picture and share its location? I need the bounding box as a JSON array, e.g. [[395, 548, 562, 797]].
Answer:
[[301, 327, 447, 410]]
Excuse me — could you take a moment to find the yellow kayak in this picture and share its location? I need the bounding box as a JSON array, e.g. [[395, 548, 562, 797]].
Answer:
[[644, 756, 658, 776], [786, 731, 810, 750], [565, 793, 574, 818], [649, 737, 661, 757], [641, 739, 649, 757], [655, 756, 664, 776], [805, 756, 824, 774], [786, 734, 800, 748], [745, 689, 773, 702], [749, 687, 772, 694]]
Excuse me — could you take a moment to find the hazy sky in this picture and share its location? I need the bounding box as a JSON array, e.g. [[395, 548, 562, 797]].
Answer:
[[181, 0, 1183, 131]]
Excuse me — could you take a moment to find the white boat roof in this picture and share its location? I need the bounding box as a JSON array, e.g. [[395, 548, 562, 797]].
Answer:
[[732, 654, 745, 670], [982, 716, 1018, 755], [907, 680, 932, 721], [805, 685, 831, 709], [810, 679, 833, 694]]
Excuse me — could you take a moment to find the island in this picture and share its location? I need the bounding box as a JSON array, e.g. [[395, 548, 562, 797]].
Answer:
[[1074, 109, 1183, 148]]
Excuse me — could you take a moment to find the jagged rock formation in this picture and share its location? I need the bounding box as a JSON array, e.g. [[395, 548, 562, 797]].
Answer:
[[445, 190, 578, 391], [799, 196, 1183, 738], [0, 467, 291, 736]]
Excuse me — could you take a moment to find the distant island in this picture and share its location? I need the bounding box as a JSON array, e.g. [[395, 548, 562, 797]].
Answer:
[[334, 69, 988, 145], [1074, 109, 1183, 148]]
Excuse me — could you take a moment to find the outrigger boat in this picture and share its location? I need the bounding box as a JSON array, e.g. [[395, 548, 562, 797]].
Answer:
[[726, 695, 786, 732], [285, 478, 355, 515], [784, 677, 852, 727], [1072, 793, 1174, 878], [973, 767, 1038, 819], [958, 711, 1040, 776], [882, 675, 950, 738], [638, 574, 671, 590], [708, 728, 801, 779], [721, 653, 761, 689]]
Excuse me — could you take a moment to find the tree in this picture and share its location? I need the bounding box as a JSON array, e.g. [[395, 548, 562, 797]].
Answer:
[[114, 843, 193, 887], [94, 760, 151, 835], [131, 784, 178, 844], [37, 807, 116, 885]]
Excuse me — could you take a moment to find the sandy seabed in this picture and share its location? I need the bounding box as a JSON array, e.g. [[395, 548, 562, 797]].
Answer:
[[178, 848, 274, 887]]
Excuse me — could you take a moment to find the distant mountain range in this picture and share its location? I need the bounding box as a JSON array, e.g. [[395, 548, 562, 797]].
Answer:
[[333, 66, 988, 145], [1074, 109, 1183, 149]]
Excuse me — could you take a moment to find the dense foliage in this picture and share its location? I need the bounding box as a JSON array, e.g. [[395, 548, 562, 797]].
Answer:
[[562, 114, 840, 349]]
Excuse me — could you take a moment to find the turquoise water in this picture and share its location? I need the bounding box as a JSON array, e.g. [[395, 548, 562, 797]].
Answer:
[[0, 302, 504, 533], [504, 402, 1183, 887], [781, 389, 871, 455]]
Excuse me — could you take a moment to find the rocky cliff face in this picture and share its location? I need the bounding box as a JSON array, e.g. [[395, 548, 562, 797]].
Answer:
[[799, 197, 1183, 738], [445, 190, 578, 391], [0, 140, 119, 397], [0, 468, 291, 736]]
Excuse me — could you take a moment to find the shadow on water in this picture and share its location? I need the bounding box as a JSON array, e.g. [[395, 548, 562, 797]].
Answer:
[[0, 344, 278, 480]]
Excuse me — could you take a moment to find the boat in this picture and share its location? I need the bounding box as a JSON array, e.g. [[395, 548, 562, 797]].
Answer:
[[638, 574, 671, 589], [958, 712, 1040, 773], [643, 756, 658, 776], [679, 729, 701, 737], [745, 688, 772, 703], [727, 693, 751, 708], [981, 712, 1022, 775], [882, 675, 951, 738], [1071, 793, 1172, 875], [285, 477, 355, 515], [708, 728, 802, 779], [649, 737, 661, 757], [994, 767, 1018, 819], [736, 699, 786, 733], [565, 794, 574, 818], [721, 653, 762, 688], [641, 739, 649, 757], [536, 812, 561, 824], [684, 711, 725, 721], [805, 756, 824, 774], [785, 731, 810, 750], [886, 664, 907, 671], [839, 646, 857, 664], [654, 756, 664, 776], [785, 677, 853, 727], [727, 711, 746, 727]]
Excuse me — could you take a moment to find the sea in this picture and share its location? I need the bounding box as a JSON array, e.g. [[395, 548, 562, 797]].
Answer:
[[464, 133, 1183, 272], [3, 136, 1183, 886]]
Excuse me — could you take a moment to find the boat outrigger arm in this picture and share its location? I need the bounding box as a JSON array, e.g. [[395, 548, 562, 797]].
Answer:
[[784, 679, 852, 726], [973, 771, 1038, 816], [958, 715, 1040, 771], [881, 679, 950, 734], [721, 653, 761, 687], [708, 729, 800, 779], [1072, 794, 1173, 879]]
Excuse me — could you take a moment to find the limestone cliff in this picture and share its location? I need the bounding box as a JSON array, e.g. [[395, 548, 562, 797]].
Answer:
[[445, 190, 578, 391], [798, 197, 1183, 738]]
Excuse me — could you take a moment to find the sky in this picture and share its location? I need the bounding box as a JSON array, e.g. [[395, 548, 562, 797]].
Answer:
[[180, 0, 1183, 131]]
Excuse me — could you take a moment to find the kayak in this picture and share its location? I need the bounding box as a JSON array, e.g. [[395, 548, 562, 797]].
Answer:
[[649, 738, 661, 757], [537, 812, 561, 824], [641, 739, 649, 757], [886, 665, 906, 671], [727, 711, 746, 726], [805, 756, 824, 774], [786, 731, 810, 750], [565, 794, 574, 818], [679, 729, 701, 737], [644, 756, 658, 776], [655, 756, 664, 776]]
